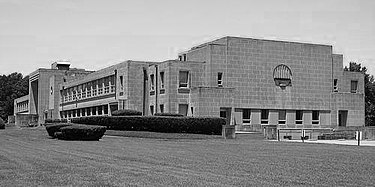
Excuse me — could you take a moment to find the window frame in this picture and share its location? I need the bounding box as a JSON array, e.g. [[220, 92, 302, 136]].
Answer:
[[295, 110, 303, 125], [218, 72, 223, 87], [333, 79, 338, 92], [278, 110, 286, 125], [179, 71, 189, 88], [261, 109, 269, 124], [150, 74, 155, 91], [160, 72, 165, 89], [242, 109, 251, 125], [351, 80, 358, 93], [312, 110, 319, 125]]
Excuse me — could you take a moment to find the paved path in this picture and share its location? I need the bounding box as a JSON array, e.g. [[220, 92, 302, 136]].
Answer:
[[280, 139, 375, 146]]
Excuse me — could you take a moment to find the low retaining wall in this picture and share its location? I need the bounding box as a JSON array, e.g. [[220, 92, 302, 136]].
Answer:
[[15, 114, 38, 127], [364, 127, 375, 140]]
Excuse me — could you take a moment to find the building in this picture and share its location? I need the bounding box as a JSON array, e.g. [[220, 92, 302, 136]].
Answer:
[[13, 61, 93, 126], [14, 36, 365, 138]]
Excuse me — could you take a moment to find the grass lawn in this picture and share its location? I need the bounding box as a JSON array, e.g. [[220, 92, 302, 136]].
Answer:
[[0, 127, 374, 186]]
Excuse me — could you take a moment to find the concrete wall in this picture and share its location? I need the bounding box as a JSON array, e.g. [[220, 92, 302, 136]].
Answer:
[[183, 36, 365, 128], [15, 114, 38, 127]]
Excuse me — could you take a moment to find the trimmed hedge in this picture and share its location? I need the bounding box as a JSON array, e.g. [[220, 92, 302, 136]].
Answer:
[[71, 116, 225, 135], [45, 123, 73, 137], [154, 113, 184, 117], [45, 119, 68, 124], [0, 118, 5, 129], [56, 125, 106, 141], [111, 109, 142, 116]]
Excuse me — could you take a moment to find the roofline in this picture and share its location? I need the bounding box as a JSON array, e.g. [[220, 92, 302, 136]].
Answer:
[[180, 36, 333, 54]]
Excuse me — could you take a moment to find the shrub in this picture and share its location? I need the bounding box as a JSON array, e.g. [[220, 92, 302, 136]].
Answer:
[[57, 125, 106, 141], [0, 118, 5, 129], [44, 119, 68, 124], [45, 123, 73, 137], [111, 109, 142, 116], [71, 116, 225, 135], [154, 113, 184, 117]]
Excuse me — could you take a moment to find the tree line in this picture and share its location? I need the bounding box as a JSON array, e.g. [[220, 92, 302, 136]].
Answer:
[[0, 73, 29, 121], [0, 63, 374, 126]]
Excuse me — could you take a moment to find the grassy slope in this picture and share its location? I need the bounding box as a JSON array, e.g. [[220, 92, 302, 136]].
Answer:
[[0, 127, 374, 186]]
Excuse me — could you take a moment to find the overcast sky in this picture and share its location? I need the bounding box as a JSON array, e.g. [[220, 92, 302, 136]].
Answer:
[[0, 0, 374, 76]]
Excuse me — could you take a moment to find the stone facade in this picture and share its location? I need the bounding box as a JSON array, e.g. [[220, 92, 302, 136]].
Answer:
[[13, 62, 93, 125], [177, 37, 364, 134], [13, 36, 365, 134]]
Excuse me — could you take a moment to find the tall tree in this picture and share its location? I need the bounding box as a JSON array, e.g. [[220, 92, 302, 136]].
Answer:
[[344, 62, 375, 126], [0, 73, 29, 121]]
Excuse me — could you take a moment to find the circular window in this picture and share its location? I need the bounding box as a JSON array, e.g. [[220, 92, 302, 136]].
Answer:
[[273, 64, 292, 89]]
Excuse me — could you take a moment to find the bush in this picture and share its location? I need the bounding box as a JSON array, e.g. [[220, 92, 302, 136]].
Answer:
[[56, 125, 106, 141], [154, 113, 184, 117], [45, 123, 73, 137], [44, 119, 68, 124], [71, 116, 225, 135], [0, 118, 5, 129], [111, 109, 142, 116]]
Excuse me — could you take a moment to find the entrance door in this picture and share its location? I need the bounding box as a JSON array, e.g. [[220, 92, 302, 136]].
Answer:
[[220, 108, 231, 125], [338, 110, 348, 127]]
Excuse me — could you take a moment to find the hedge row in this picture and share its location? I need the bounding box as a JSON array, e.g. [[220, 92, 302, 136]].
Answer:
[[154, 113, 184, 117], [45, 119, 68, 123], [45, 123, 106, 140], [71, 116, 224, 135], [111, 109, 142, 116]]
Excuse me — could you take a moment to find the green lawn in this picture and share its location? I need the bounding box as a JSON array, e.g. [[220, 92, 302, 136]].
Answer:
[[0, 127, 374, 186]]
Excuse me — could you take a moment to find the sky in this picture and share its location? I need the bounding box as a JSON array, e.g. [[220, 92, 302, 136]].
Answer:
[[0, 0, 374, 76]]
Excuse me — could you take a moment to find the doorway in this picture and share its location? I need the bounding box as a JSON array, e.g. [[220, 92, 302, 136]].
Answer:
[[220, 108, 231, 125], [338, 110, 348, 127]]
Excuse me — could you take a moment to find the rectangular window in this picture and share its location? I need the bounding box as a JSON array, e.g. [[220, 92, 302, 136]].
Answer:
[[160, 72, 165, 89], [87, 107, 91, 116], [77, 109, 81, 117], [150, 105, 154, 115], [72, 109, 76, 118], [243, 109, 251, 124], [160, 104, 164, 113], [218, 72, 223, 87], [92, 80, 98, 96], [278, 110, 286, 124], [312, 111, 319, 125], [296, 110, 303, 124], [150, 74, 155, 91], [191, 107, 194, 116], [179, 71, 189, 88], [261, 109, 269, 124], [81, 109, 86, 117], [351, 80, 358, 93], [333, 79, 338, 92], [120, 76, 124, 90], [98, 106, 103, 115], [178, 104, 188, 116], [104, 105, 108, 115]]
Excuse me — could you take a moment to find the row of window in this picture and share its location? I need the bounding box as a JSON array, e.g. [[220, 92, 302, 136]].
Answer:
[[149, 71, 224, 94], [236, 109, 320, 125], [333, 79, 358, 93], [61, 75, 116, 103], [16, 101, 29, 112], [60, 105, 109, 118]]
